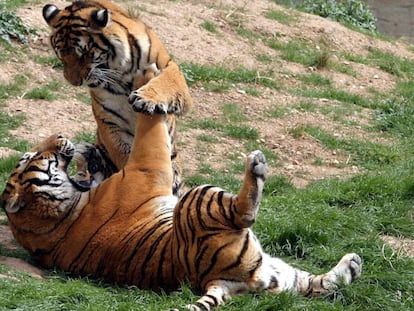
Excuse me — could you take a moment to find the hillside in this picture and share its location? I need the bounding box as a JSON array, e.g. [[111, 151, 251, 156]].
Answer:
[[4, 0, 413, 187], [1, 0, 414, 307]]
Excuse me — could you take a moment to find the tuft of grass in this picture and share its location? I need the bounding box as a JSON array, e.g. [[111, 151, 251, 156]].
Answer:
[[256, 53, 273, 64], [0, 109, 29, 152], [293, 100, 317, 112], [368, 47, 414, 78], [298, 73, 331, 86], [223, 125, 259, 140], [327, 61, 357, 76], [267, 39, 330, 68], [343, 48, 414, 78], [303, 125, 400, 168], [0, 74, 26, 99], [197, 133, 219, 143], [32, 55, 63, 69], [374, 95, 414, 138], [297, 87, 371, 108], [200, 21, 219, 33], [0, 154, 22, 190], [181, 63, 279, 89], [234, 26, 257, 39], [221, 102, 247, 122], [244, 87, 261, 97], [73, 131, 96, 144], [266, 105, 289, 118], [264, 9, 297, 25], [23, 87, 56, 100]]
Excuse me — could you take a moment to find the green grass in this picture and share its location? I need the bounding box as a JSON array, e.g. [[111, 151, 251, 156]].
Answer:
[[256, 53, 273, 64], [303, 125, 400, 169], [23, 87, 56, 100], [0, 109, 30, 153], [200, 21, 219, 33], [32, 55, 64, 69], [266, 105, 289, 118], [234, 26, 258, 39], [1, 0, 414, 310], [181, 63, 279, 89], [344, 48, 414, 78], [297, 87, 372, 108], [298, 73, 331, 86], [264, 9, 297, 25], [266, 39, 330, 68], [0, 74, 27, 99], [222, 102, 248, 122]]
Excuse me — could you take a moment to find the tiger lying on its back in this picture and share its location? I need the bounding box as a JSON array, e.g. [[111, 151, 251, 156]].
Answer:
[[42, 0, 192, 196], [1, 104, 361, 310]]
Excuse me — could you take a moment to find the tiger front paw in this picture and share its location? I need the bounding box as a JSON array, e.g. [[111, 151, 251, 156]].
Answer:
[[128, 89, 168, 115]]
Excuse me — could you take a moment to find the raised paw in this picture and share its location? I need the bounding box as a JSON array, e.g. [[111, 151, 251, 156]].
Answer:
[[333, 253, 362, 285], [247, 150, 267, 180], [128, 90, 168, 115]]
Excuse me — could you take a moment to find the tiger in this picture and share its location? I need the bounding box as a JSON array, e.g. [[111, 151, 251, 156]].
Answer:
[[42, 0, 193, 196], [1, 104, 362, 310]]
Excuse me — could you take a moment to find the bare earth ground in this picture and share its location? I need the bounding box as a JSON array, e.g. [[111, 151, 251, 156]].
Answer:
[[0, 0, 413, 276]]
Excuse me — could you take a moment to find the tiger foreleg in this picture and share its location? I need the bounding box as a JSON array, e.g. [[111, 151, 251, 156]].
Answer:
[[128, 61, 192, 115]]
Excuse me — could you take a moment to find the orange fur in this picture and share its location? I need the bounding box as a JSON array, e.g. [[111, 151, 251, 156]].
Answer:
[[43, 0, 192, 195], [2, 110, 361, 310]]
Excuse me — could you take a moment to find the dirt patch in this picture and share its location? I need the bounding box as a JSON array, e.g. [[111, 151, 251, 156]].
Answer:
[[0, 256, 44, 279], [381, 235, 414, 258]]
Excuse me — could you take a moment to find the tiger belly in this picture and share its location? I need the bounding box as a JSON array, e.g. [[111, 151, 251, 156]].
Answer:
[[51, 196, 180, 290]]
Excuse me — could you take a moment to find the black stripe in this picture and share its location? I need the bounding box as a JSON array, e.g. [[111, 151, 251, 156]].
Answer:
[[98, 103, 130, 123], [194, 302, 209, 311], [68, 208, 118, 271], [196, 188, 213, 230], [174, 188, 199, 275], [220, 231, 250, 272], [249, 254, 263, 277], [198, 242, 233, 283], [137, 225, 172, 288], [123, 215, 171, 279], [205, 294, 219, 307]]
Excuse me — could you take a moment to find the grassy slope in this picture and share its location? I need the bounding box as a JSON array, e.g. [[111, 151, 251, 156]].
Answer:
[[0, 1, 414, 310]]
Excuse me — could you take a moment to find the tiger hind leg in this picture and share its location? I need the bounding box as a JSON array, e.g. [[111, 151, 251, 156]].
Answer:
[[232, 150, 267, 228], [293, 253, 362, 297], [251, 252, 362, 296], [171, 253, 361, 311]]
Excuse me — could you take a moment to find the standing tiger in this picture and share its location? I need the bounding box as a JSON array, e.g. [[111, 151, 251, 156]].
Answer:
[[1, 102, 362, 310], [42, 0, 193, 196]]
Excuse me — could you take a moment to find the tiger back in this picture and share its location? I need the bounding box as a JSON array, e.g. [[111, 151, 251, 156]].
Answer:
[[42, 0, 193, 196]]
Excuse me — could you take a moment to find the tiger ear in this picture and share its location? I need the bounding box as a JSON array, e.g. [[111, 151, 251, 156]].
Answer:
[[4, 193, 23, 214], [42, 4, 60, 26], [91, 9, 111, 29]]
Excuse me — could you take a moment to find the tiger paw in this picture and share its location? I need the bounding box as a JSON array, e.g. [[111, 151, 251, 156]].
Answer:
[[128, 89, 168, 115], [247, 150, 267, 180], [331, 253, 362, 285]]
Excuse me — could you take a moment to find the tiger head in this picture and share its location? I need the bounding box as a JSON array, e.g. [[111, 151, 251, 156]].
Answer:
[[42, 0, 134, 91], [0, 135, 87, 225]]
